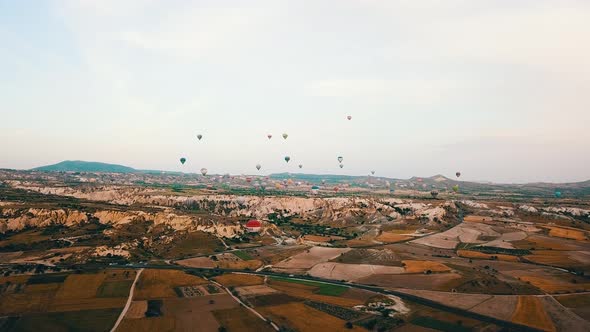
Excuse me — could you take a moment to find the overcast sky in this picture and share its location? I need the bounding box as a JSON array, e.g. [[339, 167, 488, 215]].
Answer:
[[1, 0, 589, 183]]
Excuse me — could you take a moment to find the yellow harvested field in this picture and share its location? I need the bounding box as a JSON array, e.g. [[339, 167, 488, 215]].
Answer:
[[0, 292, 53, 315], [380, 227, 419, 234], [376, 232, 413, 243], [134, 269, 207, 300], [126, 300, 148, 319], [511, 296, 555, 332], [457, 250, 520, 262], [118, 316, 176, 332], [49, 297, 126, 312], [525, 251, 580, 267], [24, 283, 61, 293], [55, 273, 106, 300], [519, 276, 590, 294], [268, 280, 363, 307], [544, 226, 587, 241], [402, 260, 451, 274], [218, 259, 263, 270], [525, 235, 581, 250], [213, 273, 264, 287], [258, 302, 366, 332], [345, 239, 377, 247], [213, 307, 275, 332], [464, 215, 494, 223], [0, 275, 30, 284]]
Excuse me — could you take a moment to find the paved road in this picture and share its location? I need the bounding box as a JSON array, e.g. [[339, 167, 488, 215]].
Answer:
[[110, 268, 144, 332]]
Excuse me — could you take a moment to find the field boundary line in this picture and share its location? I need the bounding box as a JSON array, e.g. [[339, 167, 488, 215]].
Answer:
[[111, 268, 144, 332]]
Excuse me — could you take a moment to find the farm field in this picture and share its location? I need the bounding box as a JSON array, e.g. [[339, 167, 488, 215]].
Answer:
[[402, 260, 451, 274], [257, 302, 366, 332], [274, 247, 351, 272], [356, 273, 463, 292], [308, 262, 404, 281], [518, 275, 590, 293], [212, 306, 275, 332], [544, 226, 588, 241], [376, 232, 413, 243], [555, 294, 590, 321], [269, 277, 349, 296], [133, 269, 207, 300], [5, 308, 121, 332], [213, 273, 264, 287], [511, 296, 555, 331], [457, 250, 520, 262], [267, 279, 363, 307], [177, 253, 263, 270], [333, 248, 403, 266]]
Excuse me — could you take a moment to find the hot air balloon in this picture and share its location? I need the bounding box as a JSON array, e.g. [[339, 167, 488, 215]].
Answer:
[[452, 185, 459, 193], [284, 156, 291, 163], [282, 133, 288, 140], [371, 171, 375, 175], [337, 156, 343, 163], [256, 164, 261, 171], [299, 164, 303, 169], [456, 172, 461, 178], [555, 191, 562, 198], [180, 158, 186, 164], [200, 168, 208, 176], [430, 190, 439, 199], [197, 134, 203, 141], [267, 134, 272, 140], [339, 164, 344, 169], [347, 115, 352, 120]]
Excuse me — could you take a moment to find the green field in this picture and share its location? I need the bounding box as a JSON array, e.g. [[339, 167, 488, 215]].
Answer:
[[232, 250, 253, 261], [270, 277, 348, 296], [97, 280, 133, 298]]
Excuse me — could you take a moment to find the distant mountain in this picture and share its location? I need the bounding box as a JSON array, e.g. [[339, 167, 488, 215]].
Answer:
[[33, 161, 136, 173]]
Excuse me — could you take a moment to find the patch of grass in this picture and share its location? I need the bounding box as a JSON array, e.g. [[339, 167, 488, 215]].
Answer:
[[411, 316, 472, 332], [97, 280, 133, 298], [270, 277, 348, 296], [232, 250, 253, 261]]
